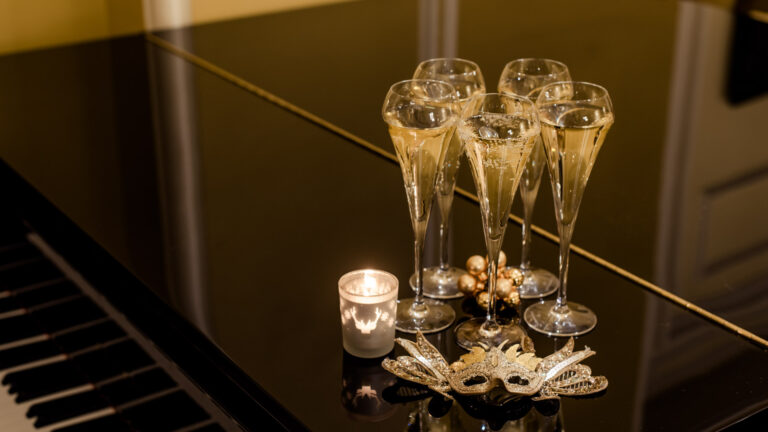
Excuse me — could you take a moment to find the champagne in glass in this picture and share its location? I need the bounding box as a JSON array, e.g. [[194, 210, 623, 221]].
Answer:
[[382, 79, 457, 334], [410, 58, 486, 299], [524, 81, 614, 337], [498, 58, 570, 299], [454, 93, 539, 349]]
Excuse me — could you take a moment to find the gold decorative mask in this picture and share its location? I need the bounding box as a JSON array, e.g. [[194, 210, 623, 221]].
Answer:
[[382, 331, 607, 400]]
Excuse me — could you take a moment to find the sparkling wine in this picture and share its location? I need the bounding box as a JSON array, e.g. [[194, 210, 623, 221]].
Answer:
[[518, 89, 547, 201], [460, 113, 537, 248], [435, 130, 462, 217], [538, 103, 614, 226], [386, 119, 455, 235]]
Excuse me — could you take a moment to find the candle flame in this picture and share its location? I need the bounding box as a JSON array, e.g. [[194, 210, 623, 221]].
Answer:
[[362, 273, 377, 293]]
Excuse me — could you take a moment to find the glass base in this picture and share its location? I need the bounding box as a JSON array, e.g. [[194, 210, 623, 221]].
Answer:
[[524, 300, 597, 337], [454, 317, 526, 350], [395, 297, 455, 334], [409, 267, 467, 300], [509, 266, 559, 299]]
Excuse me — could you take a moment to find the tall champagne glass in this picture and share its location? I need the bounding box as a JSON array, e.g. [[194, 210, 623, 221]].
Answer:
[[524, 82, 614, 336], [454, 93, 540, 349], [498, 58, 570, 299], [382, 80, 458, 334], [410, 58, 486, 299]]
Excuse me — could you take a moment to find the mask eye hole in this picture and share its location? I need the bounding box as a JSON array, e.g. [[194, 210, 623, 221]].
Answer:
[[507, 375, 529, 386], [463, 375, 488, 386]]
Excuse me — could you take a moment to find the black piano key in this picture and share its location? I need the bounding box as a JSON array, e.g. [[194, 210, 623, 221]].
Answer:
[[5, 360, 88, 402], [31, 297, 106, 333], [74, 340, 153, 382], [121, 390, 210, 431], [0, 339, 58, 370], [3, 360, 88, 403], [52, 414, 132, 432], [54, 320, 125, 352], [0, 244, 41, 268], [192, 424, 226, 432], [101, 368, 175, 405], [0, 297, 101, 345], [5, 340, 149, 402], [28, 368, 175, 427], [0, 313, 43, 345], [30, 390, 109, 427], [0, 320, 124, 370], [0, 217, 28, 246], [0, 259, 63, 292], [0, 280, 80, 314]]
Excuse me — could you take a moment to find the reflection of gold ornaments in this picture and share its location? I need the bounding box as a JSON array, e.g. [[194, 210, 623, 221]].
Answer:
[[382, 331, 608, 400], [458, 252, 521, 309]]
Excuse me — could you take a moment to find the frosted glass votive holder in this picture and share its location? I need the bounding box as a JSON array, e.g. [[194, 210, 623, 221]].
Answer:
[[339, 269, 398, 358]]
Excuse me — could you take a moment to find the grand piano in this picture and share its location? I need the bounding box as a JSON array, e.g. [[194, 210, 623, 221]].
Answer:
[[1, 1, 767, 431]]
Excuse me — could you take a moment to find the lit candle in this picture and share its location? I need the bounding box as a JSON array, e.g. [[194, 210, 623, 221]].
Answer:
[[338, 269, 398, 358]]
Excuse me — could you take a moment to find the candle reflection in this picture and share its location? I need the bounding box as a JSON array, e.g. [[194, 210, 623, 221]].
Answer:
[[340, 351, 397, 422]]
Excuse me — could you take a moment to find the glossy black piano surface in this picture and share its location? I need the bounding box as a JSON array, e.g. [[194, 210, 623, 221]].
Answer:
[[1, 1, 768, 431]]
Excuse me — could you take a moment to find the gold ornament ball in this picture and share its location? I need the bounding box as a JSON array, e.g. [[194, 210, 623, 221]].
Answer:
[[466, 255, 487, 276], [475, 281, 486, 293], [495, 277, 513, 299], [505, 267, 524, 286], [506, 290, 521, 306], [458, 274, 477, 295], [476, 291, 490, 309], [477, 271, 488, 282]]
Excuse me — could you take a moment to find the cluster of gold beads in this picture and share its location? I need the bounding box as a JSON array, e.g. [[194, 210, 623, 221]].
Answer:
[[457, 251, 523, 309]]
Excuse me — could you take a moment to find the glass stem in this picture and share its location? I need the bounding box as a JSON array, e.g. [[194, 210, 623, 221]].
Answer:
[[520, 194, 535, 270], [485, 253, 498, 322], [480, 244, 501, 337], [438, 206, 452, 272], [555, 222, 575, 312], [412, 236, 426, 312]]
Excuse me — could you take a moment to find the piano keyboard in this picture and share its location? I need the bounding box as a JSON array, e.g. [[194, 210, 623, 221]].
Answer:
[[0, 219, 237, 431]]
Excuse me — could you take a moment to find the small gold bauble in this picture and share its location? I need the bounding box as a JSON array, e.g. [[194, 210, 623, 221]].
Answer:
[[458, 274, 477, 295], [495, 277, 513, 299], [475, 281, 486, 293], [476, 291, 490, 309], [477, 271, 488, 282], [466, 255, 487, 276], [505, 267, 524, 286], [506, 290, 521, 306]]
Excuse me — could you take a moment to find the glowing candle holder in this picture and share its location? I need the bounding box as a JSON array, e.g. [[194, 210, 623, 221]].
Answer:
[[339, 269, 398, 358]]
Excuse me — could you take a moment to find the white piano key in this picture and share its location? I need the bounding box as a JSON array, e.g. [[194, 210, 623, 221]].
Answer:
[[0, 334, 49, 354], [0, 383, 94, 430], [0, 354, 66, 377], [0, 308, 28, 320], [38, 406, 115, 432]]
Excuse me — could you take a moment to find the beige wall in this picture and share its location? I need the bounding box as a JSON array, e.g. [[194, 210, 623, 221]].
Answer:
[[0, 0, 353, 56]]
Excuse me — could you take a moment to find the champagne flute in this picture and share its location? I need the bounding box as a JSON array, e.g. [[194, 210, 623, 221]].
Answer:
[[454, 93, 540, 349], [382, 79, 458, 334], [410, 58, 486, 299], [524, 82, 614, 336], [498, 58, 570, 299]]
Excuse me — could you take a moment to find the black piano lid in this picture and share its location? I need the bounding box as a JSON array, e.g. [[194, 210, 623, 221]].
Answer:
[[0, 159, 308, 431]]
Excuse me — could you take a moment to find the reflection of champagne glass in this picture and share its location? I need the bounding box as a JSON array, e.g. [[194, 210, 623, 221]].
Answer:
[[454, 93, 540, 349], [498, 59, 570, 299], [524, 82, 614, 336], [382, 80, 458, 333], [410, 58, 486, 299]]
